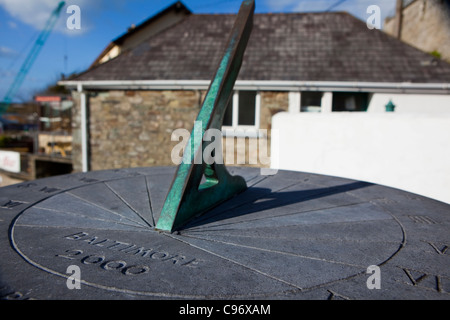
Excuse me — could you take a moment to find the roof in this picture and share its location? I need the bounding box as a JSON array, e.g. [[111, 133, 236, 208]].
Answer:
[[111, 1, 191, 46], [74, 11, 450, 84], [90, 1, 191, 68]]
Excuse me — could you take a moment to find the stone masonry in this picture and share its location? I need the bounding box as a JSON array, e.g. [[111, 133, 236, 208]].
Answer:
[[71, 90, 288, 172], [384, 0, 450, 62]]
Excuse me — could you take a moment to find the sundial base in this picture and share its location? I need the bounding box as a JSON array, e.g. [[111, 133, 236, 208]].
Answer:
[[0, 166, 449, 300]]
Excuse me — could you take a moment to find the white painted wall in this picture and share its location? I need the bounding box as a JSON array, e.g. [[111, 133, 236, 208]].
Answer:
[[368, 93, 450, 113], [287, 92, 450, 114], [271, 112, 450, 204]]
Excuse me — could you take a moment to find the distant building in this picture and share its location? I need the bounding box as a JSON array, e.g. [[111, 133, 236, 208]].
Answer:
[[384, 0, 450, 62], [0, 103, 39, 133], [60, 2, 450, 173], [34, 95, 73, 132]]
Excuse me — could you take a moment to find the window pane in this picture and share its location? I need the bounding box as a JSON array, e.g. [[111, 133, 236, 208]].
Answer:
[[332, 92, 368, 112], [301, 91, 322, 112], [301, 91, 322, 107], [238, 91, 256, 126], [223, 98, 233, 126]]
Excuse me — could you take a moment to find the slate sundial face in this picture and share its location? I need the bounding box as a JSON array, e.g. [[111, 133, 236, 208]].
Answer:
[[0, 166, 449, 300], [1, 0, 449, 301]]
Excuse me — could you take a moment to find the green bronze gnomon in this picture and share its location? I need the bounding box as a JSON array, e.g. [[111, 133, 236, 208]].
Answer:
[[155, 0, 255, 232]]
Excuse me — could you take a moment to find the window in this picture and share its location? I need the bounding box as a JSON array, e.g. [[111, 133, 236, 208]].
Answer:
[[222, 91, 260, 131], [332, 92, 369, 112], [289, 91, 324, 113], [301, 91, 322, 112]]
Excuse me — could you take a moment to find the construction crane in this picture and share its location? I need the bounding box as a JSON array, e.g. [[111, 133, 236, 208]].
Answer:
[[0, 1, 66, 114]]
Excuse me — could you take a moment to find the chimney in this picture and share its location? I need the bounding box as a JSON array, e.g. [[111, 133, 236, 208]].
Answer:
[[394, 0, 403, 38]]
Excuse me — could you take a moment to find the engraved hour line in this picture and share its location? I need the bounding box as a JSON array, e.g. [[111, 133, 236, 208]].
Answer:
[[245, 174, 269, 188], [32, 205, 149, 229], [66, 192, 148, 228], [69, 189, 149, 228], [186, 179, 379, 231], [64, 232, 199, 267], [166, 232, 305, 291], [104, 181, 153, 228], [202, 176, 336, 223], [185, 198, 367, 232], [144, 175, 156, 226], [185, 178, 298, 228], [180, 232, 368, 269]]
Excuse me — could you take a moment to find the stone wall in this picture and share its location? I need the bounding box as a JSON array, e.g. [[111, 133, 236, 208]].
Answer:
[[71, 89, 289, 172], [384, 0, 450, 62], [260, 91, 289, 133]]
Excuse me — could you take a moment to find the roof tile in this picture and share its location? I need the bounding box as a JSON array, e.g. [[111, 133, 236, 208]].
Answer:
[[75, 12, 450, 83]]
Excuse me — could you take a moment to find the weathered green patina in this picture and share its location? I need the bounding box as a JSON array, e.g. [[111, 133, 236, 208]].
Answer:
[[155, 0, 255, 232]]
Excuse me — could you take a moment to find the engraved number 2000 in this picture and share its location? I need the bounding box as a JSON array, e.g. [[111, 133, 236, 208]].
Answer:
[[56, 249, 149, 275]]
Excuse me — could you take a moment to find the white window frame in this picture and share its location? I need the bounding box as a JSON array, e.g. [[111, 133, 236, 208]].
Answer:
[[289, 91, 331, 113], [222, 90, 261, 138], [288, 91, 301, 113]]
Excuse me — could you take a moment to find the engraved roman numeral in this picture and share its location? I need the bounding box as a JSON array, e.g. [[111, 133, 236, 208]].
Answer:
[[401, 267, 449, 293], [39, 186, 61, 193], [408, 215, 437, 224], [326, 290, 351, 300], [0, 199, 25, 209], [403, 268, 428, 286], [428, 242, 449, 255], [16, 183, 37, 189], [16, 183, 61, 194]]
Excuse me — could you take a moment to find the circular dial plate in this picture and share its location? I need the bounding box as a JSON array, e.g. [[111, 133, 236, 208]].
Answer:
[[0, 167, 449, 300]]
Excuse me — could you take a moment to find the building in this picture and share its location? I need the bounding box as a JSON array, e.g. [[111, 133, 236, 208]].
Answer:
[[0, 96, 73, 180], [384, 0, 450, 62], [60, 2, 450, 174], [91, 1, 192, 67]]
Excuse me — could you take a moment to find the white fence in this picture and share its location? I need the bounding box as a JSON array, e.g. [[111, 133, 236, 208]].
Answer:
[[271, 112, 450, 204]]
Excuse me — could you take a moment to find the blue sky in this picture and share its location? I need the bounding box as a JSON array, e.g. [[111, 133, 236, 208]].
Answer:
[[0, 0, 397, 102]]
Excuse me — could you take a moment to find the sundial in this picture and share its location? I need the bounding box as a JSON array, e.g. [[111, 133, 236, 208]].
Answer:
[[1, 0, 449, 301]]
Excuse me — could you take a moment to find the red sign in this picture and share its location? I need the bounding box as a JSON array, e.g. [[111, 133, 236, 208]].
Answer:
[[35, 96, 61, 102]]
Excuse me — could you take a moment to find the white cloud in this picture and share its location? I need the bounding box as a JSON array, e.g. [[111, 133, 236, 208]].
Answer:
[[0, 0, 62, 29], [0, 46, 19, 58], [264, 0, 396, 21], [0, 0, 91, 33], [7, 20, 17, 28], [322, 0, 396, 22]]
